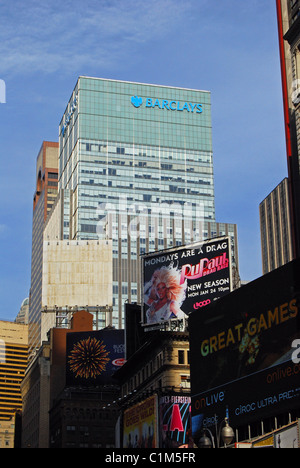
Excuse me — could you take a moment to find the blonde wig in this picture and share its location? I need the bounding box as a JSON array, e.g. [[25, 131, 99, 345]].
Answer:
[[151, 265, 187, 305]]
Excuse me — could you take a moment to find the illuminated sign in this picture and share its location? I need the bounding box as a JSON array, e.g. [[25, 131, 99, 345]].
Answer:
[[190, 258, 300, 432], [123, 395, 157, 448], [131, 95, 203, 113], [159, 395, 195, 448], [292, 339, 300, 364], [142, 237, 232, 327], [66, 329, 124, 386]]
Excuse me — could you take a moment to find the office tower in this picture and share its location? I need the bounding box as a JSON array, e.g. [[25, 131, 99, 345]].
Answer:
[[260, 178, 293, 274], [15, 297, 29, 324], [276, 0, 300, 256], [0, 321, 28, 421], [58, 77, 239, 328], [28, 141, 59, 355]]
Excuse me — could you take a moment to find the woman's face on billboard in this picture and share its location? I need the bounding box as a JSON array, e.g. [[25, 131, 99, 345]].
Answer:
[[156, 282, 167, 299]]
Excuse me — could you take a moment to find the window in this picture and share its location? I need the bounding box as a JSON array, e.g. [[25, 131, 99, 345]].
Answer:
[[180, 375, 190, 389], [178, 350, 185, 364], [80, 426, 89, 436], [156, 352, 163, 368], [67, 425, 76, 432]]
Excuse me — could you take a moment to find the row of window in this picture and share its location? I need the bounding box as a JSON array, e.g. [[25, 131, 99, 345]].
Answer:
[[82, 141, 213, 164], [123, 349, 189, 396]]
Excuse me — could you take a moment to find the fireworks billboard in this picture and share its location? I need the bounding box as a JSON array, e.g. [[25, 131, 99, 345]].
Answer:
[[142, 237, 232, 326], [189, 259, 300, 434], [66, 329, 125, 387], [123, 395, 158, 448]]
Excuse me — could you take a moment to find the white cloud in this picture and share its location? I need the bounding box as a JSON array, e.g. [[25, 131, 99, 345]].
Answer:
[[0, 0, 193, 76]]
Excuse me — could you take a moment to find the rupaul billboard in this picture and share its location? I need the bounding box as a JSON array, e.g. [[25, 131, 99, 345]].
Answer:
[[66, 329, 125, 387], [142, 237, 232, 326]]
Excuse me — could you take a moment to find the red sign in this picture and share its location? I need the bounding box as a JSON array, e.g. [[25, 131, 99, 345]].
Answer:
[[112, 358, 126, 367]]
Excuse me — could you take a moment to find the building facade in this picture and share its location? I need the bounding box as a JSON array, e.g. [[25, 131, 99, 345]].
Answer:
[[276, 0, 300, 257], [114, 329, 192, 448], [40, 239, 113, 342], [58, 77, 239, 328], [21, 311, 121, 448], [0, 321, 28, 422], [21, 342, 51, 448], [49, 387, 119, 448], [15, 297, 29, 325], [259, 177, 293, 273], [28, 141, 59, 355]]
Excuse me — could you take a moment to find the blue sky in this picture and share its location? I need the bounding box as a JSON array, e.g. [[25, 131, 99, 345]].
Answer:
[[0, 0, 287, 320]]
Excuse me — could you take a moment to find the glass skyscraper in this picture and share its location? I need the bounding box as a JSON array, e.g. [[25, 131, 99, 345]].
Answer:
[[58, 77, 238, 327]]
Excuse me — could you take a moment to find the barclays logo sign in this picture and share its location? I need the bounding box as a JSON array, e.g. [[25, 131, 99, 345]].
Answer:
[[131, 96, 143, 108], [131, 95, 203, 114]]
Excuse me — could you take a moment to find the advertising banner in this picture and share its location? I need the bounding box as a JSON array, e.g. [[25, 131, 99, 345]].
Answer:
[[190, 259, 300, 435], [123, 395, 158, 448], [159, 395, 194, 448], [142, 237, 231, 326], [66, 329, 125, 387], [251, 421, 300, 448]]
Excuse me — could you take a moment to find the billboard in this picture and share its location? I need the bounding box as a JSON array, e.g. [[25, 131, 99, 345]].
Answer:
[[190, 259, 300, 435], [159, 395, 194, 448], [142, 237, 231, 326], [123, 395, 158, 448], [251, 421, 300, 448], [66, 329, 125, 387]]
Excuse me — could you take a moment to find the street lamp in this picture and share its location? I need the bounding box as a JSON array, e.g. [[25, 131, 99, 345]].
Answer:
[[198, 417, 234, 448], [198, 428, 215, 449], [221, 418, 235, 446]]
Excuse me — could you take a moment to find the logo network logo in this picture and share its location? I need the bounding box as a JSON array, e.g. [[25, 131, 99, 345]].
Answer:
[[131, 96, 143, 108], [193, 299, 211, 310]]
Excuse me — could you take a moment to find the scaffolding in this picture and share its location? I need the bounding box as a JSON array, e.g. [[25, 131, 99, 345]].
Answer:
[[41, 305, 113, 330]]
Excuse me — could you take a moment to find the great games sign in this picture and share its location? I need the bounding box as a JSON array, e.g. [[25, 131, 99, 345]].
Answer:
[[142, 237, 232, 326], [189, 258, 300, 435]]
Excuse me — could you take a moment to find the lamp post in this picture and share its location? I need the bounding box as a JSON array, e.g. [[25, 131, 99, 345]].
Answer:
[[198, 417, 234, 449], [221, 418, 235, 446], [198, 428, 215, 449]]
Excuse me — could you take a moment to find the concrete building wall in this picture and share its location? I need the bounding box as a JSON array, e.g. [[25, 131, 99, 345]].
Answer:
[[40, 240, 113, 341], [42, 240, 112, 308]]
